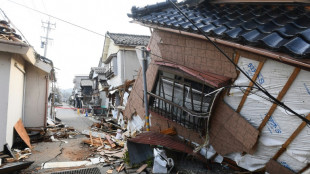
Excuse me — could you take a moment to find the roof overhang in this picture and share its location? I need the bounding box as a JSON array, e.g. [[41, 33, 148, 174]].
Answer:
[[155, 60, 231, 88], [133, 21, 310, 70], [34, 59, 53, 73], [0, 39, 36, 65]]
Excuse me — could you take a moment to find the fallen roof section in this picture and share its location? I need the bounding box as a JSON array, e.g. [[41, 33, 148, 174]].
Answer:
[[128, 131, 206, 161]]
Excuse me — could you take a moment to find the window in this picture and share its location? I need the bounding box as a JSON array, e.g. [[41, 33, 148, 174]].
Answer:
[[149, 70, 215, 132]]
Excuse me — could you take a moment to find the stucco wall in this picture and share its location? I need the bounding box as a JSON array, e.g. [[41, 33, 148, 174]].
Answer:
[[24, 64, 48, 127], [108, 52, 123, 87], [6, 56, 25, 148], [123, 50, 140, 81], [0, 52, 12, 151]]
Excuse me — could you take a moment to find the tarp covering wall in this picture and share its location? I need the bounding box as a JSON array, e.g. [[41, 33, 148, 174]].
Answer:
[[224, 57, 310, 172]]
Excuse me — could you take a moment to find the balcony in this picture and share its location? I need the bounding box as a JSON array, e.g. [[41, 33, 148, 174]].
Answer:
[[148, 92, 210, 132], [105, 68, 114, 79]]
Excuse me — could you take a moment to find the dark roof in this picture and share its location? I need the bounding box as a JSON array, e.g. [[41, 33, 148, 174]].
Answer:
[[91, 67, 106, 74], [129, 1, 310, 58], [107, 32, 150, 46], [80, 79, 93, 86], [0, 20, 22, 42]]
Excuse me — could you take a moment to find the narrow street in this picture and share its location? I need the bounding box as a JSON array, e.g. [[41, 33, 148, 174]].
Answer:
[[56, 104, 100, 132], [21, 105, 122, 174]]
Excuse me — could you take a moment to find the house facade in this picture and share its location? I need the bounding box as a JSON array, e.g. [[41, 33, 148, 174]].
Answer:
[[126, 1, 310, 173], [0, 22, 53, 150], [100, 32, 149, 123]]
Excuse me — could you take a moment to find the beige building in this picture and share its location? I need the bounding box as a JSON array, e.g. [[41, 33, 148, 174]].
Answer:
[[0, 32, 53, 151]]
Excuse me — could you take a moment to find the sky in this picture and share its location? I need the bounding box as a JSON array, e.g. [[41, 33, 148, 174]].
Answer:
[[1, 0, 166, 89]]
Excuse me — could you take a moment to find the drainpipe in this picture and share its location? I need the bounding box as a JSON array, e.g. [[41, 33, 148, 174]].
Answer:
[[142, 47, 150, 131], [22, 66, 26, 124], [44, 75, 48, 128]]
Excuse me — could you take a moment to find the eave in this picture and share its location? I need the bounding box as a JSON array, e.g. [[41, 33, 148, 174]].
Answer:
[[132, 21, 310, 71], [0, 39, 36, 65]]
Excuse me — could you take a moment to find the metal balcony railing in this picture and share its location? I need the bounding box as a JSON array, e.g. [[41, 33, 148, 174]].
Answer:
[[148, 92, 209, 132], [105, 68, 114, 79]]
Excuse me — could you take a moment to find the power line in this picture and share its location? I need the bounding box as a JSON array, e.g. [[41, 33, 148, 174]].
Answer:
[[168, 0, 310, 125], [7, 0, 105, 37]]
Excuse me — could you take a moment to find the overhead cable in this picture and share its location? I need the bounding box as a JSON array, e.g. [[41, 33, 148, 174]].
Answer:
[[7, 0, 105, 37], [168, 0, 310, 125]]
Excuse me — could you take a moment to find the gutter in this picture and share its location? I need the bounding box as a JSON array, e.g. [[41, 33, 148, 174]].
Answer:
[[134, 22, 310, 70], [44, 75, 48, 128]]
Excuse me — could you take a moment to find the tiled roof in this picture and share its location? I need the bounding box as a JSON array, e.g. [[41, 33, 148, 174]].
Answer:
[[0, 20, 22, 42], [91, 67, 106, 74], [80, 79, 93, 86], [129, 1, 310, 58], [107, 32, 150, 46]]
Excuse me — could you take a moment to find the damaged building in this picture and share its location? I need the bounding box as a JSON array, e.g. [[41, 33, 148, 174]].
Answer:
[[125, 0, 310, 173], [99, 32, 150, 125], [0, 20, 54, 151]]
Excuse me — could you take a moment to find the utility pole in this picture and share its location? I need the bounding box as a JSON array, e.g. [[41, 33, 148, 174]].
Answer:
[[41, 20, 56, 120], [41, 20, 56, 57], [142, 47, 150, 131]]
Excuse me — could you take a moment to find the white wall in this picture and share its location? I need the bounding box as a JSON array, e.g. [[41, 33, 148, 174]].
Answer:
[[123, 50, 140, 81], [6, 56, 25, 148], [24, 64, 48, 127], [0, 53, 12, 151]]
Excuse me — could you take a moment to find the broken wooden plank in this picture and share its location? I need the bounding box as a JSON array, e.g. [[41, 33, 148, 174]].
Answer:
[[106, 169, 113, 174], [258, 67, 300, 132], [160, 127, 176, 136], [89, 132, 93, 146], [82, 130, 106, 139], [99, 136, 104, 147], [117, 163, 125, 172], [14, 119, 32, 148], [136, 164, 148, 173], [105, 134, 116, 148]]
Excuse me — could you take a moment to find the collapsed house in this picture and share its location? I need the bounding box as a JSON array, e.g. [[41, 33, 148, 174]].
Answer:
[[99, 32, 150, 124], [125, 0, 310, 173], [0, 20, 54, 151]]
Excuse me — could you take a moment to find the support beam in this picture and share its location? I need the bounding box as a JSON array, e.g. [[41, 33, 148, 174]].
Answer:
[[299, 163, 310, 174], [236, 60, 265, 113], [272, 113, 310, 160], [258, 67, 301, 132]]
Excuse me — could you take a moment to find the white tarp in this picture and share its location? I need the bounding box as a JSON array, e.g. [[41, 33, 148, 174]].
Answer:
[[223, 57, 310, 172]]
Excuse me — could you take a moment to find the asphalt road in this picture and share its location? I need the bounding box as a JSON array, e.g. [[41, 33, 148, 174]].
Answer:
[[55, 104, 100, 132]]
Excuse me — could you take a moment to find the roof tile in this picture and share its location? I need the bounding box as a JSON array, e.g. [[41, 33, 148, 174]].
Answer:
[[107, 32, 150, 46], [129, 1, 310, 58]]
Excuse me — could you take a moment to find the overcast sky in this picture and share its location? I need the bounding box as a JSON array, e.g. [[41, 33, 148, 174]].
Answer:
[[1, 0, 166, 89]]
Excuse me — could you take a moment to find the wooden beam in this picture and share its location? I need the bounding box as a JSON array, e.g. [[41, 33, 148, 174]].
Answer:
[[236, 60, 265, 113], [234, 52, 240, 64], [272, 113, 310, 160], [258, 67, 301, 132], [299, 163, 310, 174]]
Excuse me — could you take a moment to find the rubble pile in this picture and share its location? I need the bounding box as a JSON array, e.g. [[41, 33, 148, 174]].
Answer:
[[81, 118, 128, 173]]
